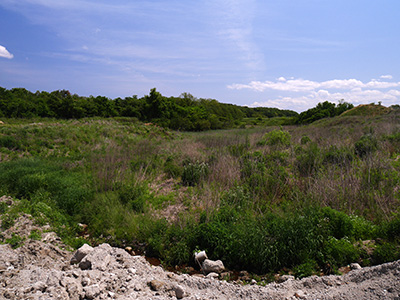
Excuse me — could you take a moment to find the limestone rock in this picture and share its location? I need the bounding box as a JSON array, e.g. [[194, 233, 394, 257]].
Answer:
[[70, 244, 93, 264], [174, 284, 185, 299], [350, 263, 362, 270], [149, 279, 166, 291], [202, 259, 225, 274], [79, 243, 111, 271]]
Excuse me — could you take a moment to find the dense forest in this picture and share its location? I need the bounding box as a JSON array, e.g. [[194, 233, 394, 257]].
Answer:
[[0, 87, 298, 131]]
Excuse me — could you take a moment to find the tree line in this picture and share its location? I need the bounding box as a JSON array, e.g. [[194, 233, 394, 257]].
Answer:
[[0, 87, 354, 130]]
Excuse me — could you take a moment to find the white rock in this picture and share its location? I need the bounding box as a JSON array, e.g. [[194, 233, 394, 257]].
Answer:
[[350, 263, 362, 270], [202, 259, 225, 274], [174, 284, 185, 299], [70, 244, 93, 264]]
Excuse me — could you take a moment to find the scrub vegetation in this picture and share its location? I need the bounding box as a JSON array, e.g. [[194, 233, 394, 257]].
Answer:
[[0, 93, 399, 278]]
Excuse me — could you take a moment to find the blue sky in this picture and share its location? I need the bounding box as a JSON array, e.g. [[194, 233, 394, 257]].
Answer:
[[1, 0, 400, 112]]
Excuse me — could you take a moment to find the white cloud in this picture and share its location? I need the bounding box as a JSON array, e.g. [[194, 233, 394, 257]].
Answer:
[[380, 75, 393, 79], [229, 76, 400, 112], [0, 45, 14, 59]]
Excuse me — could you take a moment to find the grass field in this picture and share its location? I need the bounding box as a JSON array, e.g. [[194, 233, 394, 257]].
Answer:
[[1, 105, 400, 278]]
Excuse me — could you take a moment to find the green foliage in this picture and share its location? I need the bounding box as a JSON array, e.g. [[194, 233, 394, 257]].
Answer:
[[296, 101, 353, 124], [259, 129, 291, 147], [182, 161, 209, 186], [372, 243, 400, 264], [300, 135, 311, 145], [323, 145, 354, 167], [0, 86, 297, 131], [325, 237, 359, 267], [295, 143, 321, 176], [117, 182, 149, 213], [29, 229, 42, 240], [0, 159, 94, 216], [354, 134, 378, 157], [5, 233, 25, 249]]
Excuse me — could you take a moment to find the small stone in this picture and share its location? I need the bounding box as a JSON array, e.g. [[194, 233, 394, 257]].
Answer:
[[294, 290, 307, 299], [81, 277, 91, 287], [277, 275, 295, 283], [174, 285, 185, 299], [32, 281, 47, 292], [70, 244, 93, 264], [128, 267, 136, 274], [206, 272, 219, 279], [350, 263, 362, 270], [250, 279, 257, 285], [202, 259, 225, 274], [149, 279, 165, 291]]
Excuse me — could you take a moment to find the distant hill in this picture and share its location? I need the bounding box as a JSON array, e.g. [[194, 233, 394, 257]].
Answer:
[[340, 104, 392, 117]]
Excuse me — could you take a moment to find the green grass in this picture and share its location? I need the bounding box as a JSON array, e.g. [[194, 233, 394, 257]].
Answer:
[[0, 115, 400, 277]]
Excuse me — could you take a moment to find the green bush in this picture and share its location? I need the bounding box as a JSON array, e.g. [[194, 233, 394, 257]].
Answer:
[[354, 134, 378, 157], [324, 146, 354, 166], [0, 159, 93, 216], [325, 237, 359, 266], [259, 129, 291, 147], [372, 243, 400, 264], [117, 182, 149, 213], [300, 135, 311, 145], [5, 233, 24, 249], [295, 143, 321, 176], [0, 135, 20, 150], [182, 161, 209, 186]]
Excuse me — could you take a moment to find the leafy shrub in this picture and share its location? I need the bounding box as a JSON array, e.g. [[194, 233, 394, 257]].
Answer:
[[163, 156, 182, 178], [0, 202, 8, 214], [0, 135, 20, 150], [295, 143, 321, 176], [372, 243, 400, 264], [294, 260, 318, 278], [323, 145, 353, 166], [259, 129, 291, 147], [325, 237, 359, 266], [354, 134, 378, 157], [300, 135, 311, 145], [320, 207, 354, 239], [117, 182, 149, 213], [182, 161, 209, 186], [29, 229, 42, 241], [0, 159, 93, 216]]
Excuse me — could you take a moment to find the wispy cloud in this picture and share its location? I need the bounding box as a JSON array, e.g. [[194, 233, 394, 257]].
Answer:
[[211, 0, 264, 73], [0, 45, 14, 59]]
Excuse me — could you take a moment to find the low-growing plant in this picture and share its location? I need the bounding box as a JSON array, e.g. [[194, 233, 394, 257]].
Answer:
[[182, 161, 209, 186], [354, 134, 378, 157], [6, 233, 24, 249], [258, 129, 291, 147]]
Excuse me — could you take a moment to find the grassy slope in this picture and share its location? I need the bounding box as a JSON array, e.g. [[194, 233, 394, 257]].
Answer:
[[0, 111, 400, 277]]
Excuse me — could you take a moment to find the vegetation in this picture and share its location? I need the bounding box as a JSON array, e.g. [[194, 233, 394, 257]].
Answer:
[[0, 91, 399, 279], [0, 87, 297, 131]]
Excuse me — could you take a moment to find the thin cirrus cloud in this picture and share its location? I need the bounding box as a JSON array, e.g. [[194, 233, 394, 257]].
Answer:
[[0, 45, 14, 59], [228, 76, 400, 112]]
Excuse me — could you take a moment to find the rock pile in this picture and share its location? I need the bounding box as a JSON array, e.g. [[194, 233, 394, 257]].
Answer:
[[1, 239, 400, 299]]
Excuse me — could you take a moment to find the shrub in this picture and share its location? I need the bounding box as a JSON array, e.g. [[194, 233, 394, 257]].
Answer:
[[117, 182, 149, 213], [259, 129, 291, 147], [323, 145, 353, 167], [372, 243, 400, 265], [354, 134, 378, 157], [325, 237, 359, 266], [300, 135, 311, 145], [295, 143, 321, 176], [182, 161, 209, 186]]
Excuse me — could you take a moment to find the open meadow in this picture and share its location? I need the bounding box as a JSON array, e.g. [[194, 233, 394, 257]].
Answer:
[[1, 104, 400, 279]]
